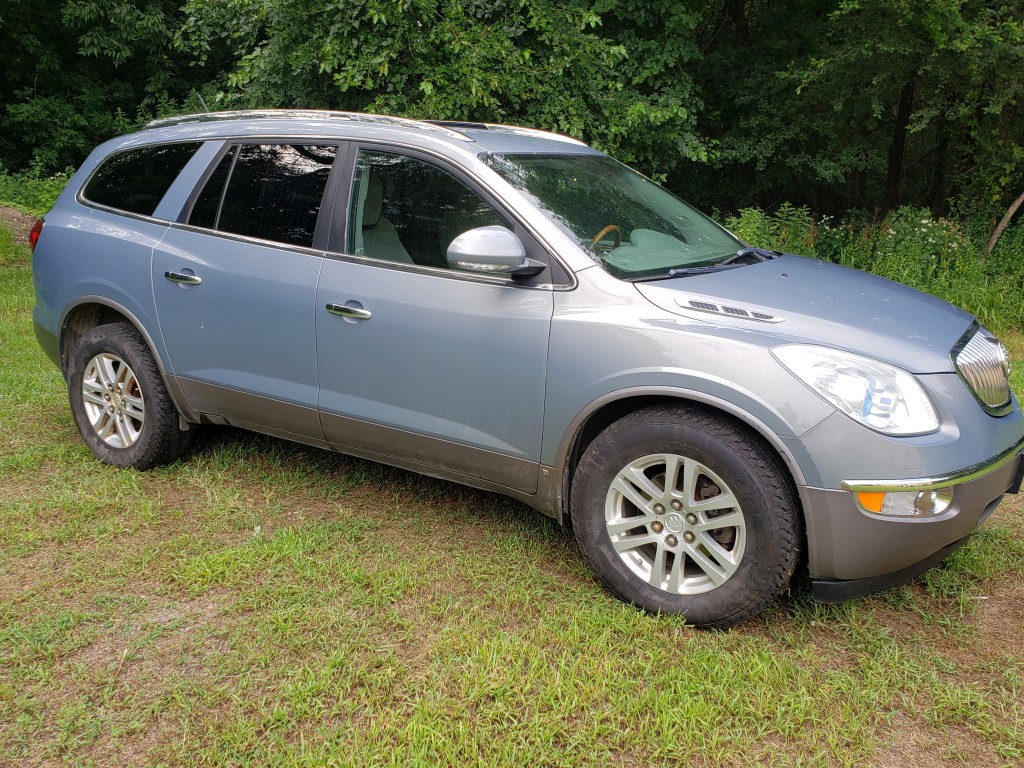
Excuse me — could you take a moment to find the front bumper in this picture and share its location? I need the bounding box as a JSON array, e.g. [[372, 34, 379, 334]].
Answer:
[[801, 438, 1024, 600]]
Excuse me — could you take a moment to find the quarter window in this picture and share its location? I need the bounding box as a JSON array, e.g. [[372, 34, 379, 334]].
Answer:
[[349, 150, 507, 268], [82, 142, 201, 217], [192, 144, 338, 249]]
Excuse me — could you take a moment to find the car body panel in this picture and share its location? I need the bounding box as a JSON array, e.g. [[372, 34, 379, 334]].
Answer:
[[37, 205, 167, 360], [635, 255, 973, 373], [152, 227, 325, 439], [542, 268, 837, 476], [801, 449, 1020, 580], [315, 256, 553, 493], [796, 380, 1024, 487]]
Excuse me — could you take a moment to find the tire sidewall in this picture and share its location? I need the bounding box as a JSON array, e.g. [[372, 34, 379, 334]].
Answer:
[[573, 411, 791, 627]]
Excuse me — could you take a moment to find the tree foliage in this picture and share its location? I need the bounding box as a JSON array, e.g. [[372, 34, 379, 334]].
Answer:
[[1, 0, 1022, 230], [0, 0, 208, 171], [686, 0, 1024, 220], [174, 0, 706, 175]]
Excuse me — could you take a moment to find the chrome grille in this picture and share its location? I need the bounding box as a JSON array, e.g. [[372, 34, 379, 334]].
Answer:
[[954, 330, 1011, 413]]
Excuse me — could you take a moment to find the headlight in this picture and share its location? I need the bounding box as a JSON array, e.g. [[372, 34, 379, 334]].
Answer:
[[773, 345, 939, 435]]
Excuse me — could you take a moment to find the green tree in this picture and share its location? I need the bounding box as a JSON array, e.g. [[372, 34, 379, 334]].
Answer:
[[3, 0, 1021, 235], [0, 0, 209, 173], [685, 0, 1024, 221], [175, 0, 707, 176]]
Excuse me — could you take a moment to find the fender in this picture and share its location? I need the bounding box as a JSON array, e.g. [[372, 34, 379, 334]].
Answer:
[[59, 294, 201, 426], [555, 384, 816, 488]]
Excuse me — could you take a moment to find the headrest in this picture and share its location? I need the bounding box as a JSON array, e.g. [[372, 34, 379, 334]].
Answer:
[[363, 175, 383, 228]]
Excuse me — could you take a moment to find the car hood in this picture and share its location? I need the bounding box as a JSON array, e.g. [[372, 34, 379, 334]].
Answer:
[[633, 254, 974, 373]]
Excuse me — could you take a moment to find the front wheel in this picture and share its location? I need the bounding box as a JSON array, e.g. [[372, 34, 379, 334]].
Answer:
[[67, 322, 192, 469], [571, 406, 801, 628]]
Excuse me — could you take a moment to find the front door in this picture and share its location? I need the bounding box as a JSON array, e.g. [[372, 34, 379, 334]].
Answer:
[[315, 149, 553, 493]]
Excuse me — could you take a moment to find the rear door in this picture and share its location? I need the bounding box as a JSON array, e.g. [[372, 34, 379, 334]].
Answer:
[[153, 142, 341, 440]]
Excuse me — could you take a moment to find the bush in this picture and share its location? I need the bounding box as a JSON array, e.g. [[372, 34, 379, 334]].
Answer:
[[723, 206, 1024, 333], [0, 166, 72, 216]]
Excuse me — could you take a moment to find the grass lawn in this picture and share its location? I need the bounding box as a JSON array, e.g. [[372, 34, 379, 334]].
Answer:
[[1, 217, 1022, 767]]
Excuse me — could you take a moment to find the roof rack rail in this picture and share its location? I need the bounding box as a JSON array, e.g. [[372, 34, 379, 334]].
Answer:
[[424, 120, 490, 130], [143, 109, 474, 141], [424, 119, 587, 146]]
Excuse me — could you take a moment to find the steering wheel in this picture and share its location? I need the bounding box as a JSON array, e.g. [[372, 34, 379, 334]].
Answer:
[[590, 224, 622, 251]]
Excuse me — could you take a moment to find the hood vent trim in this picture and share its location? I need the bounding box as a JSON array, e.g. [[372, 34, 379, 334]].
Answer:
[[675, 297, 784, 324]]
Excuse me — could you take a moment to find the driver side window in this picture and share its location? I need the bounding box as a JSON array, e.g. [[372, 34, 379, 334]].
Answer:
[[348, 150, 508, 269]]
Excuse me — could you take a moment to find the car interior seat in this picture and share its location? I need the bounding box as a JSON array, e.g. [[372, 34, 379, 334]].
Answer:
[[357, 175, 412, 263]]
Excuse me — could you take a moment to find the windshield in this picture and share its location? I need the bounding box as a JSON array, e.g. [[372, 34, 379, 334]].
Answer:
[[483, 152, 744, 279]]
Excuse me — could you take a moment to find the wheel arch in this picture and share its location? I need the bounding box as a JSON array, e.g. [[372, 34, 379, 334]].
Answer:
[[557, 388, 810, 526], [59, 297, 199, 426]]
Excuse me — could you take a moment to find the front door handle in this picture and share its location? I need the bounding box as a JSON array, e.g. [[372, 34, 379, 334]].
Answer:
[[165, 271, 202, 286], [326, 303, 372, 320]]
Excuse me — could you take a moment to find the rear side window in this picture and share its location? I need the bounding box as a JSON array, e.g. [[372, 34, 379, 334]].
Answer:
[[82, 143, 201, 216], [190, 144, 337, 249], [188, 147, 236, 230]]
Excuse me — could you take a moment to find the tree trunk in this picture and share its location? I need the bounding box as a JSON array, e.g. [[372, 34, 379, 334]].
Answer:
[[851, 169, 866, 209], [726, 0, 750, 45], [987, 187, 1024, 254], [926, 132, 949, 213], [881, 81, 915, 214]]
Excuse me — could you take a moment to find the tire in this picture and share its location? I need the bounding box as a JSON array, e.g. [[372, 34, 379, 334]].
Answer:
[[571, 405, 800, 629], [67, 322, 192, 469]]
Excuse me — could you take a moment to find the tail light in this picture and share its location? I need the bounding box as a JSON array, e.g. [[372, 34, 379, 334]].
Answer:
[[29, 219, 43, 250]]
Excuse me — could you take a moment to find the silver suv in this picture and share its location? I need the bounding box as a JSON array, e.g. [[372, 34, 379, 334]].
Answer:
[[31, 110, 1024, 627]]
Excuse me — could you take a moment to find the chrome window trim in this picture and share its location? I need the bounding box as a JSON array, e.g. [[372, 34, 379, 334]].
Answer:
[[319, 247, 560, 291], [74, 197, 174, 225], [165, 221, 557, 290], [165, 221, 328, 259]]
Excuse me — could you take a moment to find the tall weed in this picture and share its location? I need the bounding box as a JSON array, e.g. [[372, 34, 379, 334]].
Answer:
[[725, 206, 1024, 333], [724, 202, 814, 255]]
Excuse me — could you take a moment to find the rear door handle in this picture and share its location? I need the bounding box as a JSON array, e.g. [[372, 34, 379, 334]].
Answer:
[[326, 303, 372, 320], [165, 271, 202, 286]]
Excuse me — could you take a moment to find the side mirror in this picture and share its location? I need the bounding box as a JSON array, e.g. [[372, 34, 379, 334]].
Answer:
[[446, 226, 544, 277]]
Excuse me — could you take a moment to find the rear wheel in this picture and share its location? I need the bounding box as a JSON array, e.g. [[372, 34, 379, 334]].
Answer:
[[67, 322, 192, 469], [571, 405, 800, 628]]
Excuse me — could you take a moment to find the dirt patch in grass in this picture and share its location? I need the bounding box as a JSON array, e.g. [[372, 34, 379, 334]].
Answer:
[[945, 572, 1024, 688], [973, 575, 1024, 647], [27, 592, 230, 767], [872, 713, 1003, 767], [0, 205, 36, 244]]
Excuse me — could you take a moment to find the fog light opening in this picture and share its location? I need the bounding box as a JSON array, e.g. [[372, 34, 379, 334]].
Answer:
[[856, 488, 954, 517]]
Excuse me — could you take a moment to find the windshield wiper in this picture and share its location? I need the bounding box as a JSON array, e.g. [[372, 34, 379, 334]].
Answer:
[[634, 247, 782, 281], [665, 263, 747, 278], [662, 247, 782, 278], [720, 246, 782, 265]]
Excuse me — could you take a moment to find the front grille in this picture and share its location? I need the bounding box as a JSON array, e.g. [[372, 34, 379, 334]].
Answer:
[[954, 329, 1011, 413]]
